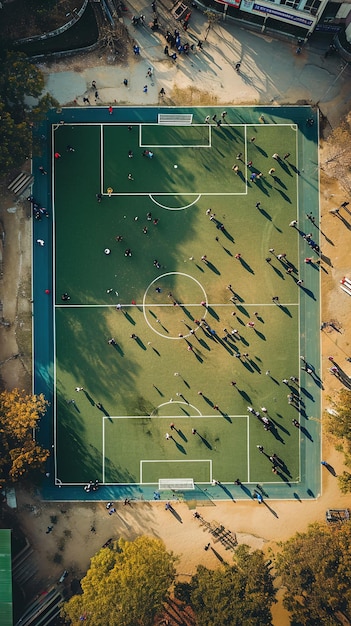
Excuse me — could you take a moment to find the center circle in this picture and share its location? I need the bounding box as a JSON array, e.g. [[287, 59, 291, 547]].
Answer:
[[143, 272, 208, 340]]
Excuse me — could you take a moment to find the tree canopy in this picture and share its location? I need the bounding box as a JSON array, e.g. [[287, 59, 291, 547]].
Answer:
[[190, 545, 276, 626], [0, 50, 58, 175], [325, 389, 351, 492], [0, 389, 49, 481], [322, 112, 351, 193], [275, 522, 351, 625], [61, 536, 177, 626]]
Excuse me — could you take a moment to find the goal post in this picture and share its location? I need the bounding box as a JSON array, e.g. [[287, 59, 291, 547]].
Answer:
[[158, 478, 195, 490], [157, 113, 193, 125]]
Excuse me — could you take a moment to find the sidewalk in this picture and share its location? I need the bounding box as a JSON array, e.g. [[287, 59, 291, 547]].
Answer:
[[42, 1, 351, 127]]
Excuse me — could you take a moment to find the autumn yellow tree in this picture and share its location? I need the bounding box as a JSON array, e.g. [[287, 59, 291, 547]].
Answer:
[[0, 389, 49, 481], [61, 536, 177, 626]]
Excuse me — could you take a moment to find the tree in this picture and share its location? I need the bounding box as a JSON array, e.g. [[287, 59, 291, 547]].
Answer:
[[0, 51, 58, 175], [0, 51, 44, 119], [30, 92, 59, 123], [0, 102, 32, 174], [337, 471, 351, 494], [0, 389, 49, 481], [321, 112, 351, 193], [190, 545, 276, 625], [325, 389, 351, 491], [61, 536, 177, 626], [275, 522, 351, 625]]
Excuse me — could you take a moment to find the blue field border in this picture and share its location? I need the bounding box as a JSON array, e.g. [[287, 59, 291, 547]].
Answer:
[[32, 105, 320, 503]]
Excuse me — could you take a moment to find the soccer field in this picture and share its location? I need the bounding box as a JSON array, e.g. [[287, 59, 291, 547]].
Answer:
[[33, 106, 321, 501]]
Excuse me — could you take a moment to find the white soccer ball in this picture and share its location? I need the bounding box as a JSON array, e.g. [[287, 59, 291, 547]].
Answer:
[[174, 165, 178, 169]]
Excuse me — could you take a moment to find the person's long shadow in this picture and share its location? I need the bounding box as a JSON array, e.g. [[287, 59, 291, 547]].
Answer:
[[277, 470, 291, 486], [293, 492, 302, 502], [278, 305, 292, 318], [255, 180, 270, 196], [206, 261, 221, 275], [239, 257, 255, 274], [237, 388, 251, 402], [240, 335, 250, 346], [175, 428, 187, 442], [323, 462, 337, 476], [259, 208, 272, 221], [112, 343, 124, 356], [96, 403, 109, 417], [174, 441, 186, 454], [248, 359, 261, 373], [124, 311, 136, 325], [276, 459, 291, 477], [262, 500, 279, 518], [221, 228, 234, 243], [84, 391, 95, 406], [288, 163, 300, 175], [254, 329, 266, 341], [217, 339, 234, 356], [236, 305, 249, 317], [301, 286, 316, 300], [254, 144, 268, 157], [135, 337, 147, 350], [256, 484, 269, 498], [269, 264, 285, 278], [277, 189, 292, 203], [220, 411, 232, 423], [221, 245, 233, 256], [153, 385, 163, 396], [152, 347, 161, 356], [270, 416, 290, 436], [168, 505, 183, 523], [210, 546, 226, 562], [300, 425, 313, 442], [181, 305, 194, 320], [300, 386, 314, 401], [179, 406, 190, 416], [272, 176, 287, 190], [240, 484, 254, 498], [337, 213, 351, 230], [202, 394, 213, 407], [218, 483, 235, 501], [207, 306, 219, 320], [241, 360, 254, 373], [278, 161, 292, 176], [196, 337, 211, 351], [269, 424, 284, 444], [198, 434, 212, 449]]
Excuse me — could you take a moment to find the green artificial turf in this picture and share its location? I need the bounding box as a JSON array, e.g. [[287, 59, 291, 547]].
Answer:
[[52, 115, 310, 488]]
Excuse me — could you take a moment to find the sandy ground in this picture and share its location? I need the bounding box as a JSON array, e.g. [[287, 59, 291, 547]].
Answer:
[[38, 0, 351, 127], [1, 5, 351, 624]]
